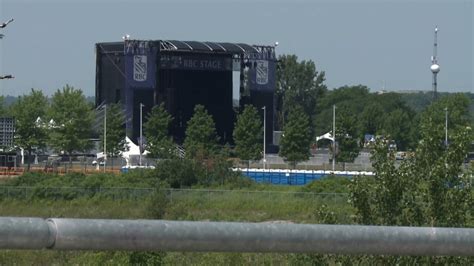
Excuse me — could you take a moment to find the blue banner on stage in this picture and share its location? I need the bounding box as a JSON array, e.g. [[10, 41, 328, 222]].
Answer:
[[248, 57, 276, 92], [124, 41, 157, 89]]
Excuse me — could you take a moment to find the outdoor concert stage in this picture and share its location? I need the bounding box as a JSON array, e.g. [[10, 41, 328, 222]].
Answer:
[[95, 39, 277, 150]]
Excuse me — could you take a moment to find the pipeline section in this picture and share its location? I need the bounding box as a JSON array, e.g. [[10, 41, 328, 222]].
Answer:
[[0, 217, 472, 256]]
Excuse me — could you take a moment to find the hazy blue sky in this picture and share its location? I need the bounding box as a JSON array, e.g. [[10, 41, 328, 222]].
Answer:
[[0, 0, 472, 96]]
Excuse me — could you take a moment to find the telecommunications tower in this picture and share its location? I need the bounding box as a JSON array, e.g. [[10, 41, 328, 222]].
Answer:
[[430, 26, 440, 100]]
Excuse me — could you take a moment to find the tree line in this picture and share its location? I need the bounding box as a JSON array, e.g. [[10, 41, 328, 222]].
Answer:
[[275, 54, 473, 167], [3, 54, 473, 171]]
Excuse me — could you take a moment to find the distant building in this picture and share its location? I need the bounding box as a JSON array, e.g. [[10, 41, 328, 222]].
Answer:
[[0, 117, 15, 149]]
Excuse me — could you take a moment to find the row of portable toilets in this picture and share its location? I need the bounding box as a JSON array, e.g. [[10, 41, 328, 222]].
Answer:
[[234, 168, 374, 186]]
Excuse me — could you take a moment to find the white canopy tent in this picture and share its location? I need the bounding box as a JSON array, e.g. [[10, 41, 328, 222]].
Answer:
[[120, 137, 149, 166]]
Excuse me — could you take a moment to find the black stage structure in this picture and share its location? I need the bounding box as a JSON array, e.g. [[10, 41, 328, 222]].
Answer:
[[96, 40, 276, 151]]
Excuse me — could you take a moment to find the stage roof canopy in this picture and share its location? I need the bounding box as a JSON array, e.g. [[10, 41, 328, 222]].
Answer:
[[97, 40, 270, 55], [161, 40, 259, 53]]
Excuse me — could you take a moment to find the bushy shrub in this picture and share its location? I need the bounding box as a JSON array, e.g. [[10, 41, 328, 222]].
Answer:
[[152, 159, 202, 188], [146, 181, 170, 219], [152, 157, 252, 189], [129, 251, 166, 265], [301, 175, 351, 193], [7, 172, 59, 187]]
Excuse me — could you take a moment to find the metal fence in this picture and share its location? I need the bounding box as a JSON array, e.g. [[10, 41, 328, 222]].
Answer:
[[0, 186, 349, 205]]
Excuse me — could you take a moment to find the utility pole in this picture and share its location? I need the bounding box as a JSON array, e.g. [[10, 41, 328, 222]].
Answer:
[[445, 107, 448, 148], [332, 104, 336, 171], [262, 106, 266, 169]]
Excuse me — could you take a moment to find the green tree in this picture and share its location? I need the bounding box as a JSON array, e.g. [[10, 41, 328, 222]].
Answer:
[[11, 89, 49, 170], [48, 85, 94, 165], [276, 54, 327, 132], [184, 105, 218, 160], [414, 94, 472, 227], [315, 87, 418, 150], [333, 106, 361, 169], [360, 103, 384, 135], [381, 109, 414, 150], [350, 94, 473, 229], [233, 105, 263, 167], [144, 103, 175, 159], [100, 103, 127, 164], [279, 105, 312, 168], [315, 85, 369, 138]]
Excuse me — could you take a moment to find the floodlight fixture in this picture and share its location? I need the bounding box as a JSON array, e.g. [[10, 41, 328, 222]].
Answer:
[[0, 75, 14, 79], [0, 18, 14, 29]]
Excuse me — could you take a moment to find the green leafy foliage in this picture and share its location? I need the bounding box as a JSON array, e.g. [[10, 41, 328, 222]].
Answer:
[[334, 105, 361, 165], [153, 158, 203, 188], [279, 105, 312, 168], [316, 86, 417, 151], [301, 175, 350, 193], [152, 156, 247, 189], [144, 103, 175, 159], [382, 108, 415, 150], [184, 105, 218, 160], [11, 89, 49, 170], [233, 105, 263, 163], [276, 54, 327, 133], [48, 85, 94, 159], [350, 94, 473, 228], [360, 102, 384, 135], [146, 181, 170, 219], [128, 251, 166, 265], [4, 171, 158, 200]]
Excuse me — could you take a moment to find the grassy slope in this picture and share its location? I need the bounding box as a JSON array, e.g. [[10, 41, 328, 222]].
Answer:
[[0, 171, 470, 264], [0, 174, 354, 264]]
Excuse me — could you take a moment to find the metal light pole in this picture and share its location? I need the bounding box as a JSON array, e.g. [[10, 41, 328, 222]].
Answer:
[[139, 103, 144, 166], [103, 104, 107, 172], [445, 107, 448, 147], [262, 106, 266, 169], [262, 106, 267, 169], [332, 104, 336, 171]]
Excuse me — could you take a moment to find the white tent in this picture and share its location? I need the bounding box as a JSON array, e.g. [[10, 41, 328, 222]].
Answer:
[[316, 132, 334, 142], [121, 137, 149, 166]]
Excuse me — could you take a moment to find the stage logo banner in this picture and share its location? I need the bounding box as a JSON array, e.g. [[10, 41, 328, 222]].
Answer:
[[249, 58, 276, 92], [256, 60, 269, 85], [125, 41, 156, 88]]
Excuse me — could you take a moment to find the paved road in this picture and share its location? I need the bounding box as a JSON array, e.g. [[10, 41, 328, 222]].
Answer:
[[262, 150, 373, 171]]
